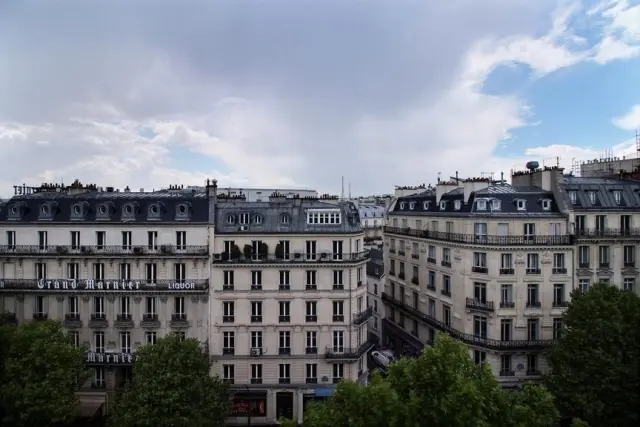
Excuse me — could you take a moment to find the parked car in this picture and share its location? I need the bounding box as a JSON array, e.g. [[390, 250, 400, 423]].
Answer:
[[371, 350, 394, 367]]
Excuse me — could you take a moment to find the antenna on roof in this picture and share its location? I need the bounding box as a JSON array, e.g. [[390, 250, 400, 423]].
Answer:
[[348, 182, 351, 199], [341, 176, 344, 201]]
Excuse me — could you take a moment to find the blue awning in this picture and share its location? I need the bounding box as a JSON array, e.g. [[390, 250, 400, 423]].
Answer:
[[314, 387, 336, 397]]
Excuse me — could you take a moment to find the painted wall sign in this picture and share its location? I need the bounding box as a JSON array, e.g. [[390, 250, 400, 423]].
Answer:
[[86, 351, 135, 365], [0, 279, 208, 291]]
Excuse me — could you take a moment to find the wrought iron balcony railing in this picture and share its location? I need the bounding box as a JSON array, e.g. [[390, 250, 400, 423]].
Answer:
[[383, 226, 574, 246], [576, 228, 640, 239], [0, 278, 209, 291], [382, 292, 554, 350], [212, 251, 370, 264], [353, 307, 373, 325], [0, 244, 209, 256], [465, 297, 494, 312], [325, 340, 374, 360]]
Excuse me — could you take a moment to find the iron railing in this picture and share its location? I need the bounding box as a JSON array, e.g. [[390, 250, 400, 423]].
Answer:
[[382, 293, 554, 350], [383, 226, 573, 246], [576, 228, 640, 239], [325, 340, 374, 359], [0, 278, 209, 291], [212, 251, 370, 264], [0, 244, 209, 256], [353, 307, 373, 325]]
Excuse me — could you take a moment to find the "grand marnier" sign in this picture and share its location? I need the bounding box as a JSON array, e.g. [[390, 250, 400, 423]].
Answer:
[[0, 279, 208, 292]]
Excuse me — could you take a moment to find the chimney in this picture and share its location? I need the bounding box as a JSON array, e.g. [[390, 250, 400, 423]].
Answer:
[[436, 181, 459, 204], [463, 178, 490, 203]]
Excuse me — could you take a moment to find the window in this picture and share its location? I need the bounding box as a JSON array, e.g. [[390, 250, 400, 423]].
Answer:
[[526, 254, 539, 273], [250, 240, 263, 260], [578, 246, 590, 266], [332, 364, 344, 382], [253, 214, 263, 225], [93, 331, 105, 353], [588, 191, 596, 204], [473, 316, 487, 339], [121, 231, 132, 249], [279, 301, 290, 322], [553, 253, 565, 273], [527, 318, 539, 340], [35, 262, 47, 280], [120, 296, 131, 317], [553, 284, 565, 306], [67, 262, 79, 280], [474, 350, 486, 364], [120, 331, 131, 353], [251, 301, 262, 322], [250, 364, 262, 384], [442, 275, 451, 295], [570, 191, 577, 204], [542, 199, 551, 210], [473, 252, 487, 269], [476, 200, 486, 210], [94, 367, 105, 388], [223, 270, 234, 290], [251, 270, 262, 290], [332, 301, 344, 322], [595, 215, 606, 231], [69, 331, 80, 347], [500, 284, 513, 308], [176, 231, 187, 250], [93, 262, 105, 280], [223, 302, 234, 323], [492, 199, 501, 211], [332, 240, 344, 260], [223, 332, 235, 354], [306, 270, 317, 289], [516, 199, 526, 210], [454, 200, 461, 210], [439, 201, 446, 210], [280, 214, 289, 224], [474, 223, 487, 240], [473, 282, 487, 302], [623, 278, 635, 292], [174, 296, 185, 317], [614, 190, 622, 204], [332, 331, 344, 352], [523, 223, 535, 239], [553, 318, 563, 339], [598, 246, 610, 267], [500, 253, 512, 272], [305, 240, 317, 260], [500, 319, 512, 341], [239, 213, 249, 225], [119, 263, 131, 280], [223, 365, 235, 383], [306, 363, 318, 383], [527, 284, 540, 307], [147, 231, 158, 250], [333, 270, 344, 289], [70, 231, 80, 249], [279, 364, 291, 384], [500, 355, 512, 374], [624, 245, 635, 266], [306, 301, 317, 322], [251, 331, 263, 350], [145, 331, 157, 345], [145, 263, 157, 282], [93, 296, 105, 317], [279, 332, 291, 355], [145, 297, 156, 316], [307, 210, 341, 224], [621, 215, 631, 231], [579, 279, 590, 292], [68, 296, 79, 316], [442, 305, 451, 326], [279, 270, 290, 290], [38, 231, 48, 249], [6, 230, 15, 248]]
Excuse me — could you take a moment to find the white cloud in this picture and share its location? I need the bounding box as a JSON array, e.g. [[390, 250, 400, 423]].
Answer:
[[0, 1, 638, 196], [613, 105, 640, 130]]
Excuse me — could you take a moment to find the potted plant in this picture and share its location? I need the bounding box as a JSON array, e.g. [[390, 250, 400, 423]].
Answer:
[[56, 245, 68, 255], [259, 243, 269, 259], [230, 244, 242, 260], [275, 242, 284, 260], [243, 244, 252, 260]]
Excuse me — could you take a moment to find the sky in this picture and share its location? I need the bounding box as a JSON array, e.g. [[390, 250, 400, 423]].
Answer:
[[0, 0, 639, 197]]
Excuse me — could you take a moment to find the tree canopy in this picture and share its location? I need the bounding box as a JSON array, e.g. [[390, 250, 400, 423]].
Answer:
[[109, 335, 231, 427], [545, 282, 640, 427], [0, 320, 88, 427], [284, 334, 558, 427]]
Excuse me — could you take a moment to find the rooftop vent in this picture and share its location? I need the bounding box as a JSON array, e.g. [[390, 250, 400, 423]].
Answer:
[[526, 161, 539, 171]]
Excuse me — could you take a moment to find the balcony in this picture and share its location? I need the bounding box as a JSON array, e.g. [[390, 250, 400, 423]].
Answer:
[[382, 292, 554, 350], [526, 301, 542, 309], [89, 313, 108, 328], [411, 253, 419, 260], [305, 347, 318, 354], [398, 250, 406, 256], [278, 348, 291, 356], [500, 302, 515, 309], [576, 228, 640, 240], [325, 340, 374, 360], [440, 289, 451, 297], [411, 277, 419, 285], [115, 313, 134, 329], [305, 315, 317, 322], [222, 315, 234, 323], [398, 272, 405, 280], [441, 260, 451, 268], [0, 244, 209, 257], [499, 268, 514, 275], [499, 370, 515, 377], [465, 298, 494, 312], [471, 266, 488, 274], [64, 313, 82, 328], [141, 313, 160, 328], [0, 278, 209, 292], [170, 313, 188, 328], [353, 307, 373, 325], [526, 268, 541, 275], [427, 257, 436, 264], [552, 301, 569, 308], [382, 318, 425, 353], [212, 251, 370, 264], [383, 226, 574, 245], [279, 315, 290, 323], [552, 267, 567, 275]]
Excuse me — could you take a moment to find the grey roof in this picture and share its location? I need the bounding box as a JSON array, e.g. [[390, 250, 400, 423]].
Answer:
[[358, 205, 385, 218], [0, 189, 210, 224], [561, 176, 640, 210], [390, 183, 563, 218], [215, 199, 362, 234]]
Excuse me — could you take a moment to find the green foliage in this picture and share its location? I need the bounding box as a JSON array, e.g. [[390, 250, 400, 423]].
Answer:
[[571, 419, 590, 427], [290, 334, 559, 427], [0, 320, 89, 427], [546, 283, 640, 427], [110, 335, 230, 427]]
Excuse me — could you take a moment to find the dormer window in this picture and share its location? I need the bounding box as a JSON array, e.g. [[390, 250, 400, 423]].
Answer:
[[569, 191, 577, 204], [588, 192, 597, 205], [73, 204, 82, 215], [239, 213, 249, 224], [10, 205, 18, 215], [253, 214, 263, 225], [41, 204, 50, 215], [409, 202, 416, 210], [423, 201, 430, 210], [439, 201, 446, 210], [454, 200, 461, 210], [491, 200, 501, 211], [516, 200, 526, 211], [226, 214, 235, 224], [614, 190, 622, 205], [541, 199, 551, 211], [476, 200, 486, 211], [280, 213, 290, 224], [400, 202, 406, 209]]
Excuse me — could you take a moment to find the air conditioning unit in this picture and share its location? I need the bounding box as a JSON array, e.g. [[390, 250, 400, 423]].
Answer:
[[239, 225, 249, 231], [250, 348, 262, 357]]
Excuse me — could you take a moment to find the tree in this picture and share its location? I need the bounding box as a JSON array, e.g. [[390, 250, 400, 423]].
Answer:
[[546, 283, 640, 427], [0, 320, 88, 427], [288, 334, 558, 427], [110, 335, 230, 427]]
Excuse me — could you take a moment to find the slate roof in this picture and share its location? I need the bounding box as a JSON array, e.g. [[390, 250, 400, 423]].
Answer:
[[560, 176, 640, 211], [0, 188, 210, 224], [214, 198, 362, 234], [367, 249, 384, 278], [358, 205, 385, 219], [390, 183, 564, 218]]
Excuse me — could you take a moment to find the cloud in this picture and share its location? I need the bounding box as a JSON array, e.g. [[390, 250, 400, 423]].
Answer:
[[613, 105, 640, 130], [0, 1, 637, 196]]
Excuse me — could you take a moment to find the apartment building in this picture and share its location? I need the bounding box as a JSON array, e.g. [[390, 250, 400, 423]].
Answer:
[[366, 248, 384, 344], [382, 167, 577, 387], [209, 192, 371, 425], [0, 180, 212, 413]]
